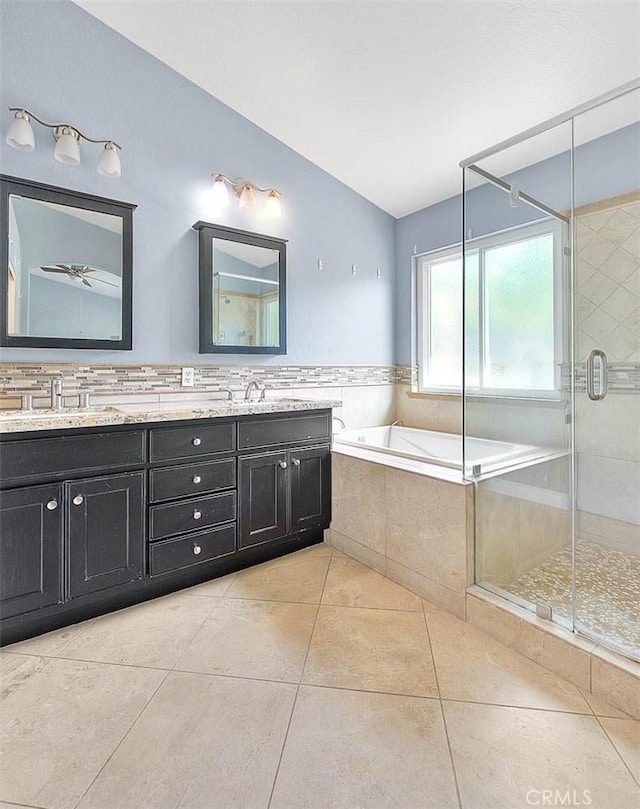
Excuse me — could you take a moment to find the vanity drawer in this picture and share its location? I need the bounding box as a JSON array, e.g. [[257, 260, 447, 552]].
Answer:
[[149, 525, 236, 577], [149, 458, 236, 503], [149, 491, 236, 540], [238, 413, 330, 450], [0, 430, 146, 485], [149, 422, 235, 462]]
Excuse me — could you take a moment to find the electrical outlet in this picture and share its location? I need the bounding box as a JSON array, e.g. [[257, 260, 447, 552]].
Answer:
[[181, 367, 195, 387]]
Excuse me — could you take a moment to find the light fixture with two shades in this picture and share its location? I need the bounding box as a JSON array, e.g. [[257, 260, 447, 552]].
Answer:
[[5, 106, 122, 178]]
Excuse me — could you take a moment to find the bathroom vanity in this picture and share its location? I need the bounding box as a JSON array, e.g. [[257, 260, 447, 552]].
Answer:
[[0, 402, 335, 645]]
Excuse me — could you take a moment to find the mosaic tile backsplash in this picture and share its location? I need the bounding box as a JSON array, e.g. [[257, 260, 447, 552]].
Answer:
[[0, 363, 401, 399]]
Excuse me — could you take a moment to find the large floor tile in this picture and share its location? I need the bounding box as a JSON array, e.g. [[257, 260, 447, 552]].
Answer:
[[270, 685, 458, 809], [58, 592, 215, 669], [3, 618, 94, 657], [599, 716, 640, 784], [0, 657, 165, 809], [303, 605, 438, 696], [182, 571, 237, 596], [444, 701, 640, 809], [175, 598, 317, 682], [0, 652, 50, 700], [225, 546, 331, 603], [77, 671, 296, 809], [321, 555, 423, 611], [427, 612, 591, 713]]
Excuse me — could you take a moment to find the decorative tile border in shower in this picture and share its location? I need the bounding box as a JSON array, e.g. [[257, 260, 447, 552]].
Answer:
[[0, 363, 402, 397], [562, 362, 640, 393]]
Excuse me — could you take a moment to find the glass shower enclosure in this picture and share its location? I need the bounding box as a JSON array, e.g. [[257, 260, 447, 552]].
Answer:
[[461, 81, 640, 661]]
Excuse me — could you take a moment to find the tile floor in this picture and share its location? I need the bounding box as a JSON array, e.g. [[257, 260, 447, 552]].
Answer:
[[1, 543, 638, 809]]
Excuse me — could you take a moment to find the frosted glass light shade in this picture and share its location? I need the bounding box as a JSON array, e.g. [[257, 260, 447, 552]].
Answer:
[[54, 131, 81, 166], [6, 112, 35, 151], [97, 143, 121, 178], [211, 176, 229, 207], [238, 185, 256, 211], [264, 191, 282, 219]]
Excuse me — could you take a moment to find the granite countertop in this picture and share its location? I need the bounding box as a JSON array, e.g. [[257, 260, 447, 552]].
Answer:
[[0, 398, 342, 435]]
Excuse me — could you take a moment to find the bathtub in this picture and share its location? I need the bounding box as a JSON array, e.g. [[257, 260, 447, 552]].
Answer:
[[333, 425, 550, 476]]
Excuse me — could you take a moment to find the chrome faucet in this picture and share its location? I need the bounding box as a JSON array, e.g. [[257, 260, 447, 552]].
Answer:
[[244, 381, 260, 401], [50, 377, 63, 410], [332, 416, 346, 430], [391, 420, 404, 427], [259, 385, 272, 401], [218, 388, 234, 401]]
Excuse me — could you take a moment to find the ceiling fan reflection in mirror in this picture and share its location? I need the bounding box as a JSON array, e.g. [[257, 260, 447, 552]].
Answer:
[[39, 263, 119, 288]]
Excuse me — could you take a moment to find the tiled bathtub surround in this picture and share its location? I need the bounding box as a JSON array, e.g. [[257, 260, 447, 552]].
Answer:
[[328, 452, 474, 619]]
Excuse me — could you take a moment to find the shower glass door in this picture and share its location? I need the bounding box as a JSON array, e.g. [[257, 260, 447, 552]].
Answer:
[[572, 88, 640, 660], [463, 120, 574, 627]]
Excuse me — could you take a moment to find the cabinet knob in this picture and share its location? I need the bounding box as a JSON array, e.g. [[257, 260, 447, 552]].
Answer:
[[192, 437, 202, 447], [193, 543, 202, 555], [73, 494, 84, 506], [192, 475, 202, 485], [46, 499, 58, 511], [279, 461, 287, 469], [292, 458, 301, 466], [193, 510, 202, 520]]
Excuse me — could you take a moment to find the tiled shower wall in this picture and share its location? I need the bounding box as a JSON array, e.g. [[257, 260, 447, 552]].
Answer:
[[0, 363, 398, 430], [575, 192, 640, 552]]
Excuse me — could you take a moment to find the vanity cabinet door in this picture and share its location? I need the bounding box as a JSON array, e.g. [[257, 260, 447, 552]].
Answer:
[[289, 445, 331, 533], [67, 472, 145, 598], [238, 452, 288, 549], [0, 485, 63, 619]]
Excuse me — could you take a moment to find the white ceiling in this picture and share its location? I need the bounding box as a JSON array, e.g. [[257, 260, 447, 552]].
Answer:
[[74, 0, 640, 218]]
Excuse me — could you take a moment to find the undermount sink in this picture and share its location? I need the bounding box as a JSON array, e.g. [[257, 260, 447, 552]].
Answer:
[[0, 408, 115, 421]]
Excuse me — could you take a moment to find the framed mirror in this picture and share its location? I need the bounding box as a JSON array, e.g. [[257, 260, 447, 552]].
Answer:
[[0, 175, 135, 349], [194, 221, 287, 354]]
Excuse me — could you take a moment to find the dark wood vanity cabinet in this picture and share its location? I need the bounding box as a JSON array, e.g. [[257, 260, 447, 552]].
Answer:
[[238, 444, 330, 549], [0, 409, 331, 645], [0, 484, 63, 619], [0, 433, 146, 623]]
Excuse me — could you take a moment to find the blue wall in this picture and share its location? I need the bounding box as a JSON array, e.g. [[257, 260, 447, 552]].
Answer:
[[395, 123, 640, 364], [0, 0, 396, 366]]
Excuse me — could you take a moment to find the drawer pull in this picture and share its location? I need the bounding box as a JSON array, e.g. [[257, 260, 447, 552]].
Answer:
[[193, 543, 202, 556], [193, 510, 202, 520], [192, 437, 202, 447], [192, 475, 202, 484], [279, 461, 287, 469], [46, 499, 58, 511], [73, 494, 84, 506], [292, 458, 301, 466]]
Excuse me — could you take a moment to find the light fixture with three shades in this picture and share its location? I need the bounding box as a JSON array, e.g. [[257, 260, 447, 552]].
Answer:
[[210, 173, 282, 219], [5, 106, 122, 178]]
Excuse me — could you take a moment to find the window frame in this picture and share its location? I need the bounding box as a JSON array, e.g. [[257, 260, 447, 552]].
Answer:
[[416, 218, 566, 399]]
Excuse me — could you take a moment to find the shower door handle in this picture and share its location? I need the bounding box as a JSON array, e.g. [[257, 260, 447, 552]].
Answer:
[[586, 349, 608, 401]]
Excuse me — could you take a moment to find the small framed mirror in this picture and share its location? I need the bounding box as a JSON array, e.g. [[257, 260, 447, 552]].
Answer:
[[194, 221, 287, 354], [0, 175, 135, 349]]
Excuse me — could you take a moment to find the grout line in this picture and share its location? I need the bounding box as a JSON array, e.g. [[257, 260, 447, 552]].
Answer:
[[422, 606, 463, 809], [69, 667, 172, 809], [593, 714, 640, 789], [267, 556, 333, 809]]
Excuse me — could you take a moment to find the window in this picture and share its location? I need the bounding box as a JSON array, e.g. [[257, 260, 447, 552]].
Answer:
[[417, 220, 564, 397]]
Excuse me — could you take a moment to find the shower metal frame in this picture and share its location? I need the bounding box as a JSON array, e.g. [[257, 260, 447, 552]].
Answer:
[[459, 77, 640, 660]]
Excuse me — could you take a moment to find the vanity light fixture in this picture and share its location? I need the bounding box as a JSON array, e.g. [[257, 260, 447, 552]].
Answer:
[[210, 173, 282, 219], [5, 107, 122, 178]]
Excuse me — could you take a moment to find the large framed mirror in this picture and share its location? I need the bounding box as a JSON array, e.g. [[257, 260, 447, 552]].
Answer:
[[194, 221, 287, 354], [0, 175, 135, 349]]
